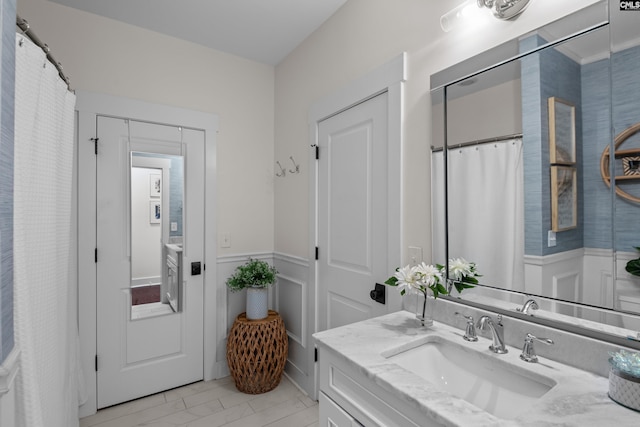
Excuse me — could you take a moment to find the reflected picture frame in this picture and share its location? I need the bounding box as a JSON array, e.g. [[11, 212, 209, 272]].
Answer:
[[551, 165, 577, 231], [149, 201, 161, 224], [548, 97, 576, 164], [149, 173, 161, 198]]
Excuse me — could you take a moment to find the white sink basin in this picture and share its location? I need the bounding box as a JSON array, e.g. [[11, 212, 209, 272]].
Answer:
[[384, 336, 556, 420]]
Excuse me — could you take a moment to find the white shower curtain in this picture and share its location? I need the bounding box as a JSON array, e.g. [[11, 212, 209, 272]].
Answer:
[[432, 139, 524, 291], [13, 34, 79, 427]]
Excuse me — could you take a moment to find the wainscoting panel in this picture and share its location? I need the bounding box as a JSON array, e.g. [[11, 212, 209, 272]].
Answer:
[[580, 248, 614, 325], [551, 270, 580, 317], [277, 273, 306, 346], [274, 253, 310, 395]]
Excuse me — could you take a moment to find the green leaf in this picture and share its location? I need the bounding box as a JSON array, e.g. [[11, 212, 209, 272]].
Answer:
[[626, 258, 640, 277], [454, 281, 475, 293], [429, 283, 449, 299], [428, 285, 439, 299], [436, 282, 448, 295], [385, 276, 399, 286], [225, 258, 278, 292]]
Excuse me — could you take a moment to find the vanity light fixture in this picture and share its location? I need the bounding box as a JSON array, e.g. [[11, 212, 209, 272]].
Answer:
[[477, 0, 532, 20], [440, 1, 480, 32]]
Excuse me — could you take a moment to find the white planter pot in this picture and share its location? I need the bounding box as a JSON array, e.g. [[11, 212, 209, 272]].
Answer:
[[246, 287, 269, 320]]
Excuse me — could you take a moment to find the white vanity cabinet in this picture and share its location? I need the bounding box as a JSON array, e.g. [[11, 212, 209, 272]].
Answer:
[[318, 392, 361, 427], [314, 310, 640, 427], [317, 343, 442, 427]]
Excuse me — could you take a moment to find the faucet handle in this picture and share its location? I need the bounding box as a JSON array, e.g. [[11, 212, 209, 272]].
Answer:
[[520, 333, 554, 363], [454, 312, 478, 342]]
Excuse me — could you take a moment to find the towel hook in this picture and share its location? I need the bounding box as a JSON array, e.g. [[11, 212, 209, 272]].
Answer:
[[276, 161, 286, 177], [289, 156, 300, 174]]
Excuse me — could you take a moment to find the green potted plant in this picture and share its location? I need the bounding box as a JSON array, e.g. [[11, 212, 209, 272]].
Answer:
[[226, 258, 278, 320], [627, 247, 640, 278]]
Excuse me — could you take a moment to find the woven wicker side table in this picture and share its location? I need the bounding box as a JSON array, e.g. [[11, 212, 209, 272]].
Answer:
[[226, 310, 288, 394]]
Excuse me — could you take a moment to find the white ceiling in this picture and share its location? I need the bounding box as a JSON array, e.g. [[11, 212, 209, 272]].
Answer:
[[48, 0, 348, 65]]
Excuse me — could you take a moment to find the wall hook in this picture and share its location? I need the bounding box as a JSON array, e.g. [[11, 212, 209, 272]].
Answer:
[[276, 161, 286, 177], [289, 156, 300, 174]]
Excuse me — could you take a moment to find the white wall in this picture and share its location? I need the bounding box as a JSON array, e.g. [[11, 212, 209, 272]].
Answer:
[[131, 167, 162, 280], [18, 0, 276, 256], [274, 0, 601, 261]]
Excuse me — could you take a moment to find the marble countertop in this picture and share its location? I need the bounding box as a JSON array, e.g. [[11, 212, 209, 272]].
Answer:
[[313, 310, 639, 426]]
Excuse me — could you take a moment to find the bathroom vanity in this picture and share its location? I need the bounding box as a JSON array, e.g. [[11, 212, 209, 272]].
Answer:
[[314, 310, 638, 427]]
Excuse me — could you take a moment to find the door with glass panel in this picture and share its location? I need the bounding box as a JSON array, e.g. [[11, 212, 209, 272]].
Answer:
[[96, 116, 205, 408]]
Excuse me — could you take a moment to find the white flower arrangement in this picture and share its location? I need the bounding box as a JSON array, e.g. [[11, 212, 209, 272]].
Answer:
[[385, 262, 447, 298], [385, 258, 480, 326], [441, 257, 481, 293], [385, 257, 480, 298]]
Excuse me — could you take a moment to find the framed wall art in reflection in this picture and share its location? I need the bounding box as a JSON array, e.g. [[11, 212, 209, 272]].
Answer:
[[551, 165, 577, 231], [548, 97, 576, 165], [149, 201, 161, 224], [149, 173, 161, 197]]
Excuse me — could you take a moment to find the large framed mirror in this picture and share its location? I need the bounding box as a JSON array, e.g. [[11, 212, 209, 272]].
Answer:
[[431, 0, 640, 347]]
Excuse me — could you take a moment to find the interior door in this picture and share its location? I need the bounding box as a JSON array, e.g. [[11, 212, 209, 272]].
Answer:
[[317, 92, 390, 332], [96, 116, 205, 408]]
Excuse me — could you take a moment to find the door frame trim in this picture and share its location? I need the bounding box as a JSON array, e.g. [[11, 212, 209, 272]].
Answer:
[[76, 91, 218, 417], [307, 53, 406, 399]]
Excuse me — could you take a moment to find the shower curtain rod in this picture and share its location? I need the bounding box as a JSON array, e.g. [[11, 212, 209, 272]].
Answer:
[[16, 15, 71, 90], [431, 133, 523, 152]]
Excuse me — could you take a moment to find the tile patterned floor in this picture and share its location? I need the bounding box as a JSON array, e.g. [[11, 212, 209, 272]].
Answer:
[[80, 376, 319, 427]]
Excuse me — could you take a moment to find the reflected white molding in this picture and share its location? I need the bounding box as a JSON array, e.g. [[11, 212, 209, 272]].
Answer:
[[523, 247, 585, 266]]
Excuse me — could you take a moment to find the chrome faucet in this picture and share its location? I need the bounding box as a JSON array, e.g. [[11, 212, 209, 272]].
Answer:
[[476, 314, 508, 354], [520, 333, 554, 363], [517, 299, 539, 315], [454, 312, 478, 342]]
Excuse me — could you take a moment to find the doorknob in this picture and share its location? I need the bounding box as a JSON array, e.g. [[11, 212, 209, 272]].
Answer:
[[370, 283, 386, 304]]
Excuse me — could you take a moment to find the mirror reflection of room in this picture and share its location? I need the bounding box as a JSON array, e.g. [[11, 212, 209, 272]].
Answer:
[[130, 152, 184, 319], [432, 8, 640, 330]]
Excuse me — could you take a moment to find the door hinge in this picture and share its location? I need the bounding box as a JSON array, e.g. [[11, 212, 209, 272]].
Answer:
[[314, 347, 318, 362], [90, 137, 99, 155], [95, 248, 98, 263], [95, 354, 98, 372], [315, 145, 319, 160], [315, 246, 319, 260]]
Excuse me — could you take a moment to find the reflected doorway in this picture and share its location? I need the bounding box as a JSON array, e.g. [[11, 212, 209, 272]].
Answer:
[[130, 153, 184, 319]]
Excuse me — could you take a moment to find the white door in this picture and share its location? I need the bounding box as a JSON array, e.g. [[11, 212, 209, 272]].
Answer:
[[317, 92, 390, 331], [96, 116, 205, 408]]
